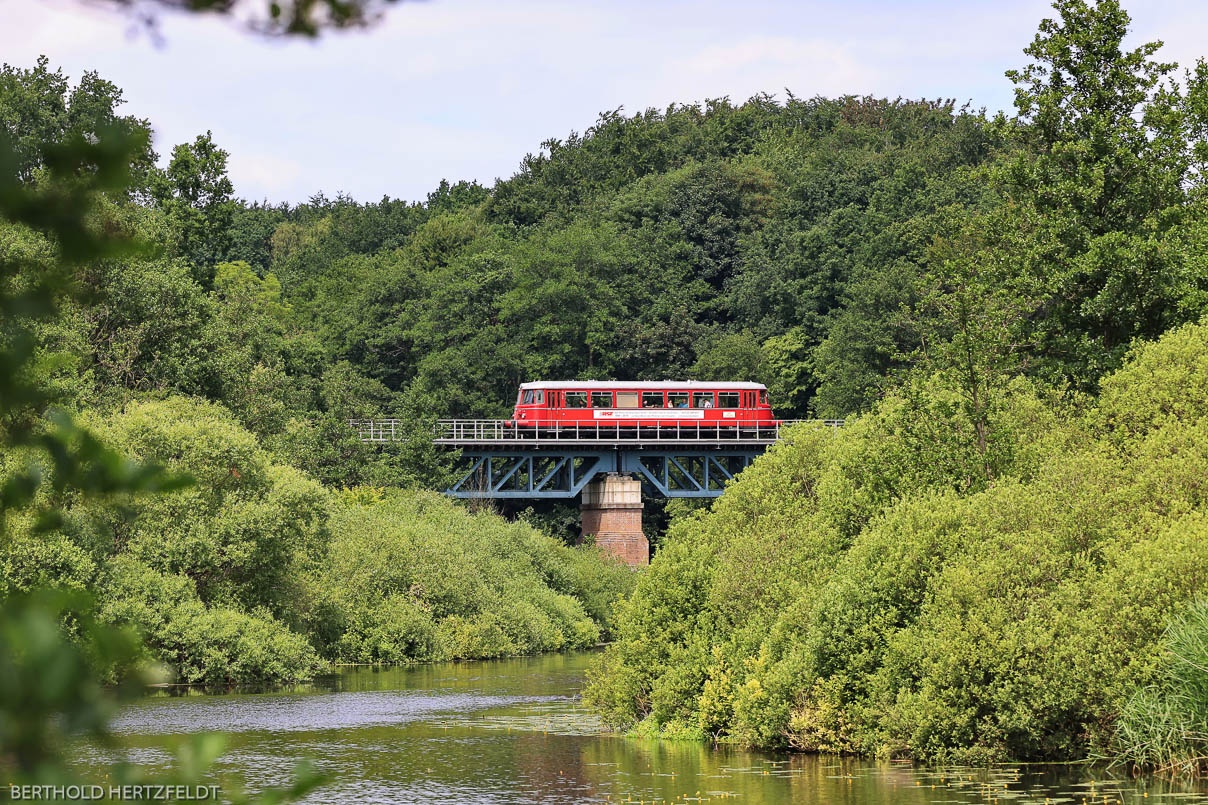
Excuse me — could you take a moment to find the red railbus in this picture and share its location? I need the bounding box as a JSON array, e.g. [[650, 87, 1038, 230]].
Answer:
[[508, 381, 776, 430]]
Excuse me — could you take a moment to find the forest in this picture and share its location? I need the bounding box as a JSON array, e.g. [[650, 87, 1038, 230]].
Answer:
[[2, 0, 1208, 782]]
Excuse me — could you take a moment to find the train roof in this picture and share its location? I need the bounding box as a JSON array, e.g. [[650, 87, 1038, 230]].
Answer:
[[519, 381, 766, 390]]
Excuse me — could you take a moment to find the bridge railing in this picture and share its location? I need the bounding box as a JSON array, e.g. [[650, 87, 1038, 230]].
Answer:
[[349, 419, 402, 442], [349, 418, 844, 444]]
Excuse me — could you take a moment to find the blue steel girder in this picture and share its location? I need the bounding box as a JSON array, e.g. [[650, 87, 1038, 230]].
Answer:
[[619, 450, 762, 497], [448, 450, 617, 499], [446, 447, 764, 499]]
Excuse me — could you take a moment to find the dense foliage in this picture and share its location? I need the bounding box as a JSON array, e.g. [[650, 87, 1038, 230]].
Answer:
[[3, 0, 1208, 776], [319, 489, 625, 663], [8, 3, 1206, 449], [585, 320, 1208, 765]]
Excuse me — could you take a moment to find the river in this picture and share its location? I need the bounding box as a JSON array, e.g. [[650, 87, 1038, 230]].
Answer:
[[80, 651, 1208, 804]]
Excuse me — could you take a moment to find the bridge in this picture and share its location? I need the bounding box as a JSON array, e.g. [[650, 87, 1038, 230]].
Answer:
[[351, 418, 843, 565]]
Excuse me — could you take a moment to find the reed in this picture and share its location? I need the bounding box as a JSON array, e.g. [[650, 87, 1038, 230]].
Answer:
[[1112, 598, 1208, 778]]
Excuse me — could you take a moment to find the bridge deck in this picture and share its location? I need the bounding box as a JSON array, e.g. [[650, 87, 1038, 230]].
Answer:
[[350, 418, 844, 447]]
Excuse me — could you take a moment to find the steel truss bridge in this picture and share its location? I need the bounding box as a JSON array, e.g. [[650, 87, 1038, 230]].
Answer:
[[350, 418, 843, 499]]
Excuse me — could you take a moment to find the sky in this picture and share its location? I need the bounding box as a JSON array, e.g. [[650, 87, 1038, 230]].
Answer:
[[3, 0, 1206, 205]]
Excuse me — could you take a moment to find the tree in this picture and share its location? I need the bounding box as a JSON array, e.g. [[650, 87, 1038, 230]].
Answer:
[[151, 131, 236, 285], [0, 56, 155, 191], [203, 260, 303, 435], [689, 331, 765, 383], [1000, 0, 1198, 387], [763, 327, 819, 418], [86, 256, 213, 404], [1188, 60, 1208, 191], [911, 218, 1035, 479]]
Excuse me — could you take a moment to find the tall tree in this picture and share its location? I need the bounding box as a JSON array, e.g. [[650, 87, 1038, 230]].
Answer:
[[1001, 0, 1198, 387], [151, 131, 236, 285]]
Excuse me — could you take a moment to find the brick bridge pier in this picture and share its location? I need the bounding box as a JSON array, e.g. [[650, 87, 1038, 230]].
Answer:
[[580, 474, 647, 564]]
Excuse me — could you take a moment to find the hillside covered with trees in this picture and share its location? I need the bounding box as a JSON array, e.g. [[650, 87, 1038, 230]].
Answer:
[[2, 0, 1208, 777], [9, 2, 1207, 461]]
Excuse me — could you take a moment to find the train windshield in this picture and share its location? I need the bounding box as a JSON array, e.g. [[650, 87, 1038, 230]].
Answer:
[[520, 389, 544, 405], [759, 390, 768, 406]]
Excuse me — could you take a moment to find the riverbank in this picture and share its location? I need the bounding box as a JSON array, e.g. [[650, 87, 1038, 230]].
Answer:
[[585, 321, 1208, 775]]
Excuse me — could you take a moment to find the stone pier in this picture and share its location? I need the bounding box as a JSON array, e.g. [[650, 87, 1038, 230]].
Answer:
[[580, 474, 648, 566]]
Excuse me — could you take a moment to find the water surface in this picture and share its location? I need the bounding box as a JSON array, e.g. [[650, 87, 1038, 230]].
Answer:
[[83, 652, 1208, 804]]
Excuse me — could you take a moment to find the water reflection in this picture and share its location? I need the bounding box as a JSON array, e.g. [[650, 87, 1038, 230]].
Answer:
[[80, 652, 1208, 804]]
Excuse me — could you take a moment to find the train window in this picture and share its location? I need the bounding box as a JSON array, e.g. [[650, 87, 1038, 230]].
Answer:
[[534, 390, 544, 405], [616, 391, 639, 408], [759, 390, 768, 406], [591, 391, 613, 408], [668, 392, 689, 408], [641, 392, 665, 408], [521, 390, 535, 404], [565, 391, 588, 408], [692, 392, 714, 408], [718, 392, 739, 408]]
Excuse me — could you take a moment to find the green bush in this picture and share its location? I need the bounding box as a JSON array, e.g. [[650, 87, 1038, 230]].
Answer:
[[98, 557, 319, 686], [0, 529, 96, 596], [332, 593, 443, 665], [79, 397, 331, 621], [316, 490, 626, 664]]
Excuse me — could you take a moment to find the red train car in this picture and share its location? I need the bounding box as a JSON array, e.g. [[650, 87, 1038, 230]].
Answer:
[[509, 381, 776, 428]]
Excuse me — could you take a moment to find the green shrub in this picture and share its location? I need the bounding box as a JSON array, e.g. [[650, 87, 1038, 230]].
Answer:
[[333, 593, 444, 665], [1097, 320, 1208, 438], [1111, 577, 1208, 777], [98, 557, 319, 685], [0, 529, 96, 596], [316, 489, 627, 664], [162, 606, 320, 686], [83, 397, 330, 620]]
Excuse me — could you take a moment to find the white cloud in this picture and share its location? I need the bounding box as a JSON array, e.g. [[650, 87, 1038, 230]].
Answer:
[[225, 148, 304, 199], [665, 35, 882, 100]]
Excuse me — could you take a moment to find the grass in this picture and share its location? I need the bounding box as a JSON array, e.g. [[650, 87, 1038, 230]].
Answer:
[[1112, 599, 1208, 778]]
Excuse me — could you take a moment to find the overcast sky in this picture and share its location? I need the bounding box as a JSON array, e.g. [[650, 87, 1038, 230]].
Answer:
[[3, 0, 1205, 204]]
